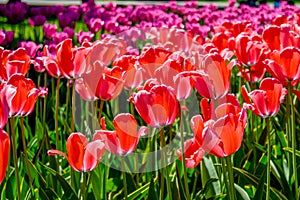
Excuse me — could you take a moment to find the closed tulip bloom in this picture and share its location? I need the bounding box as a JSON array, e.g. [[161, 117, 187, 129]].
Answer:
[[262, 24, 300, 51], [0, 47, 30, 81], [94, 114, 148, 155], [56, 39, 91, 79], [138, 47, 172, 79], [234, 34, 268, 82], [154, 58, 193, 101], [0, 129, 10, 184], [95, 65, 125, 101], [48, 132, 106, 172], [43, 23, 57, 39], [3, 74, 42, 117], [242, 78, 287, 118], [191, 53, 231, 99], [266, 47, 300, 86], [129, 80, 179, 128], [112, 55, 144, 90]]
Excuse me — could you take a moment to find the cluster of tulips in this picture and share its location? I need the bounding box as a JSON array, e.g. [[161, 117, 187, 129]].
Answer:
[[0, 0, 300, 199]]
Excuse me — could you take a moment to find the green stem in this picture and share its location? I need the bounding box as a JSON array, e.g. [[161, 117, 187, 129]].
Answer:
[[266, 117, 271, 200], [288, 83, 298, 200], [9, 118, 21, 200], [251, 112, 257, 170], [43, 74, 57, 191], [179, 107, 191, 200], [225, 156, 235, 200], [71, 82, 76, 132], [159, 128, 172, 200], [121, 158, 128, 200], [160, 167, 165, 200], [221, 158, 229, 195], [20, 118, 36, 198], [80, 172, 87, 200], [285, 86, 292, 179], [55, 78, 61, 150]]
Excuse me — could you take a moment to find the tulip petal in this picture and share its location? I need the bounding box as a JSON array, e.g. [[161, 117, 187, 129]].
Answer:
[[83, 140, 105, 172], [0, 129, 10, 184], [177, 138, 205, 168], [66, 132, 88, 171]]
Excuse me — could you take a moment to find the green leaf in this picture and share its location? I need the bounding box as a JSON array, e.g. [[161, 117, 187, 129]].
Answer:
[[26, 160, 60, 199], [272, 159, 293, 198], [253, 167, 266, 200], [146, 177, 158, 200], [234, 167, 288, 200], [234, 184, 250, 200], [201, 156, 221, 198], [91, 170, 101, 200], [55, 172, 79, 200], [282, 147, 300, 157], [127, 178, 157, 200]]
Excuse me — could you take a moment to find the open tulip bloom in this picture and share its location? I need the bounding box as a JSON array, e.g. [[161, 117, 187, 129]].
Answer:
[[177, 95, 247, 168], [94, 113, 148, 155], [48, 132, 106, 172], [242, 78, 287, 118]]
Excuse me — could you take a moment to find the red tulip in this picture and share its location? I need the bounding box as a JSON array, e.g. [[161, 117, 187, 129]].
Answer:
[[42, 46, 62, 78], [177, 138, 205, 168], [56, 39, 91, 79], [95, 65, 124, 101], [112, 55, 144, 90], [129, 80, 179, 128], [266, 47, 300, 86], [194, 96, 247, 157], [0, 47, 30, 81], [94, 114, 148, 155], [212, 32, 230, 52], [0, 129, 10, 184], [200, 94, 241, 122], [75, 61, 124, 101], [262, 24, 300, 51], [48, 132, 106, 172], [0, 84, 9, 129], [88, 38, 126, 66], [242, 78, 287, 118], [203, 108, 247, 157], [2, 74, 42, 117], [75, 61, 105, 101], [154, 58, 193, 101], [138, 47, 172, 79], [234, 34, 269, 82], [191, 53, 231, 99]]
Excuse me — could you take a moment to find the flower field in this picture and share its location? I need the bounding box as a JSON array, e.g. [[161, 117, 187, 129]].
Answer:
[[0, 0, 299, 199]]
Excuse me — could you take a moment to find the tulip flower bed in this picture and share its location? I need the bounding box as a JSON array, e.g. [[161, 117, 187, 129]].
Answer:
[[0, 0, 300, 199]]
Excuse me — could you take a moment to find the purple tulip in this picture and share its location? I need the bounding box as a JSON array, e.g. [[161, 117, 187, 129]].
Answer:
[[43, 24, 58, 39], [19, 41, 42, 58], [76, 31, 94, 44], [104, 20, 119, 33], [0, 31, 5, 45], [88, 18, 104, 33], [3, 2, 29, 24], [5, 31, 14, 43], [53, 32, 69, 44], [58, 13, 74, 28], [29, 15, 46, 26], [63, 27, 75, 38]]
